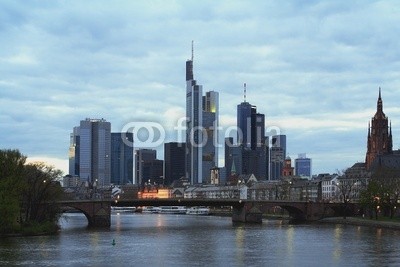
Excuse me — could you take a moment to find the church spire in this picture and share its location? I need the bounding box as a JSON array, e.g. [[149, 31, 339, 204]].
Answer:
[[377, 87, 383, 113]]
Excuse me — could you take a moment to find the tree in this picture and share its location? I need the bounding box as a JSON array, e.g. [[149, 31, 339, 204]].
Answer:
[[371, 167, 400, 219], [335, 169, 360, 219], [21, 162, 63, 226], [0, 149, 63, 235], [360, 180, 382, 220], [0, 149, 26, 233]]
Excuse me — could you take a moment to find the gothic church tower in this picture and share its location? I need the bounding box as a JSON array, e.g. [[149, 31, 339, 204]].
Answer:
[[365, 88, 393, 170]]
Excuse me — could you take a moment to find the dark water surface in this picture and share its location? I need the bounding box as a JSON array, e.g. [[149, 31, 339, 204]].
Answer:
[[1, 213, 400, 266]]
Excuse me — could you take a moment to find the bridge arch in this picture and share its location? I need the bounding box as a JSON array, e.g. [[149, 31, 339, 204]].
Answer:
[[60, 201, 111, 228]]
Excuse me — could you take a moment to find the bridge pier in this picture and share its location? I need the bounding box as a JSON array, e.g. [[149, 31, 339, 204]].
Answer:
[[232, 202, 262, 223]]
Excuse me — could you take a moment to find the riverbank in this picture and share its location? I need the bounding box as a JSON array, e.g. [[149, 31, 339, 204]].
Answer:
[[319, 217, 400, 230]]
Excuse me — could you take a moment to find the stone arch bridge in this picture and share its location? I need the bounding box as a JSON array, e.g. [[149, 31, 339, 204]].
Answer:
[[59, 199, 359, 227]]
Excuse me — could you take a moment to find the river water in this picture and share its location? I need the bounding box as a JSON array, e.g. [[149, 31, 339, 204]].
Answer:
[[1, 212, 400, 266]]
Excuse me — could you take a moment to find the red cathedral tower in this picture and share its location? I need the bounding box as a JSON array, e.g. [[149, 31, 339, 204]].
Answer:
[[365, 88, 393, 170]]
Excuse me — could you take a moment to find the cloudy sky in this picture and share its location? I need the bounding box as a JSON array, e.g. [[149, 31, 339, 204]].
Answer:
[[1, 0, 400, 176]]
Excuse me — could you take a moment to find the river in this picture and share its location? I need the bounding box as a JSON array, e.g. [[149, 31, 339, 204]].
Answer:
[[1, 212, 400, 266]]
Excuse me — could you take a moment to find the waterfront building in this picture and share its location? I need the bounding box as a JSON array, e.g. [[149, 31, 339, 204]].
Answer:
[[320, 174, 339, 201], [111, 132, 133, 185], [295, 153, 312, 179], [69, 118, 111, 187], [365, 88, 393, 170], [164, 142, 186, 186]]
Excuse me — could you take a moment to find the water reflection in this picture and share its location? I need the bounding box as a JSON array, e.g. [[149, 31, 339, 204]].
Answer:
[[235, 226, 245, 266], [1, 214, 400, 266]]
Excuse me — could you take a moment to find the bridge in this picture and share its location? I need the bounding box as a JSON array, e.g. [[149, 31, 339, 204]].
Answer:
[[59, 198, 359, 228]]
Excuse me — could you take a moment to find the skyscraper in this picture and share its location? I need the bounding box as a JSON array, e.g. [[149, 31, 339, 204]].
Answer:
[[365, 88, 393, 170], [68, 126, 80, 176], [237, 101, 256, 148], [269, 134, 286, 180], [111, 132, 133, 185], [235, 93, 267, 180], [72, 118, 111, 187], [295, 153, 312, 179], [185, 44, 219, 184], [135, 149, 156, 186], [185, 48, 203, 184], [202, 91, 219, 183], [164, 142, 186, 186]]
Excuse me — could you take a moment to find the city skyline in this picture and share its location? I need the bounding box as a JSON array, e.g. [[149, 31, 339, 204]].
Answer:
[[2, 1, 400, 175]]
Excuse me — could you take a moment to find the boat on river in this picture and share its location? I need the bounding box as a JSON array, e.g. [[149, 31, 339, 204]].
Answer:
[[142, 206, 162, 213], [111, 206, 136, 213], [159, 206, 187, 214], [186, 206, 210, 215]]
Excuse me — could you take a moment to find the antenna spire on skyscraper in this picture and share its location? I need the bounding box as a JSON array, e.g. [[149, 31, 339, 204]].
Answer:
[[191, 40, 194, 62], [243, 83, 247, 103]]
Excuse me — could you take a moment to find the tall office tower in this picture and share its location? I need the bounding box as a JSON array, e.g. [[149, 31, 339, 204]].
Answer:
[[237, 101, 256, 148], [78, 118, 111, 187], [164, 142, 186, 186], [111, 132, 133, 185], [295, 153, 312, 179], [68, 126, 80, 176], [269, 135, 286, 180], [202, 91, 219, 183], [365, 88, 393, 170], [185, 44, 203, 184], [236, 90, 267, 179], [225, 137, 243, 182], [135, 149, 156, 186]]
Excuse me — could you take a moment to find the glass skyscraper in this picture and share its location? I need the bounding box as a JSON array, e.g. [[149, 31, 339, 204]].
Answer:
[[111, 132, 133, 185], [295, 153, 312, 179], [185, 47, 219, 184], [69, 118, 111, 187]]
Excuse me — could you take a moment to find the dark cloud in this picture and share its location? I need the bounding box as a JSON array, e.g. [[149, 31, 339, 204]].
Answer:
[[1, 0, 399, 174]]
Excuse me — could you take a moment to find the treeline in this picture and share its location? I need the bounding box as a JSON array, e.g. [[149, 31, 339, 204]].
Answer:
[[360, 167, 400, 220], [0, 149, 63, 235]]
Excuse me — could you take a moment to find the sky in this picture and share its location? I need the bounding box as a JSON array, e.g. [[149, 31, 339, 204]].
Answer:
[[1, 0, 400, 176]]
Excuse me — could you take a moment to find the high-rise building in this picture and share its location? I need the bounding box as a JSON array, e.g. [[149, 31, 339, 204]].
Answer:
[[269, 135, 286, 180], [295, 153, 312, 179], [164, 142, 186, 186], [202, 91, 219, 183], [235, 95, 267, 180], [135, 149, 156, 186], [365, 88, 393, 170], [225, 137, 243, 182], [185, 51, 203, 184], [237, 101, 256, 148], [68, 126, 80, 176], [185, 45, 219, 184], [111, 132, 133, 185], [71, 118, 111, 187]]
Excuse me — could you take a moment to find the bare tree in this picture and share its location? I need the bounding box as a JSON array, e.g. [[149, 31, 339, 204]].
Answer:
[[335, 169, 359, 219]]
